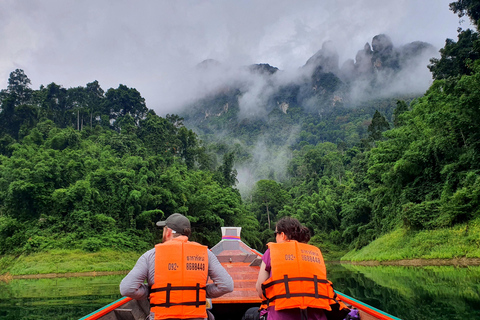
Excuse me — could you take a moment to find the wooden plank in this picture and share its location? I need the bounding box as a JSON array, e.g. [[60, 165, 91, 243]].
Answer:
[[114, 309, 135, 320]]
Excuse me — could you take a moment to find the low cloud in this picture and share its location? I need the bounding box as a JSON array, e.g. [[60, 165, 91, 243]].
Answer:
[[0, 0, 468, 116]]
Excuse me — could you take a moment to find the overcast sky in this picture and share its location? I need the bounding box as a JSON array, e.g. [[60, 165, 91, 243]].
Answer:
[[0, 0, 471, 115]]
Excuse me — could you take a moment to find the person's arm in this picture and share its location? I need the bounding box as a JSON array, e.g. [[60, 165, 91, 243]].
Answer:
[[256, 261, 269, 299], [119, 250, 153, 300], [205, 250, 234, 298]]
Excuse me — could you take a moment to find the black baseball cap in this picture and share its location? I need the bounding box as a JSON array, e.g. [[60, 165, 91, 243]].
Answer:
[[156, 213, 191, 235]]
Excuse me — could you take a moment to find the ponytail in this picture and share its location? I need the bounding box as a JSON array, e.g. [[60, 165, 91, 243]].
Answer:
[[276, 217, 311, 243], [298, 226, 311, 243]]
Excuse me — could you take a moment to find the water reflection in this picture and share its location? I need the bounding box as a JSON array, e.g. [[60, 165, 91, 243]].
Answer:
[[0, 266, 479, 320], [327, 264, 480, 320], [0, 275, 123, 320]]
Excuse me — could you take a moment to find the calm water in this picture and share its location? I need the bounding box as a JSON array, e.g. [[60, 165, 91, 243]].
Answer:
[[0, 264, 479, 320]]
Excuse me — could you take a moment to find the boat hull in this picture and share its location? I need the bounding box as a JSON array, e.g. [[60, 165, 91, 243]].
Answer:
[[80, 228, 401, 320]]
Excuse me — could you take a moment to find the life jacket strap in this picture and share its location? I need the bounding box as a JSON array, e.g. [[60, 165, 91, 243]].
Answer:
[[150, 301, 208, 308], [150, 283, 206, 308], [262, 275, 329, 289], [150, 284, 207, 293], [300, 309, 308, 320], [331, 289, 341, 306], [284, 275, 291, 298], [261, 274, 332, 307], [266, 292, 332, 302]]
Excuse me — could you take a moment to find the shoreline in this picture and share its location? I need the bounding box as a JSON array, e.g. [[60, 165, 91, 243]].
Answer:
[[0, 270, 129, 281], [329, 257, 480, 267], [2, 257, 480, 282]]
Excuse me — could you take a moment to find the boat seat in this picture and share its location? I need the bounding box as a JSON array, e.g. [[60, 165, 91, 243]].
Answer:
[[114, 309, 135, 320], [114, 307, 148, 320]]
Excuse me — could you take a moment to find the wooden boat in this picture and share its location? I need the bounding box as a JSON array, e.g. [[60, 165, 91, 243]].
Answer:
[[79, 227, 401, 320]]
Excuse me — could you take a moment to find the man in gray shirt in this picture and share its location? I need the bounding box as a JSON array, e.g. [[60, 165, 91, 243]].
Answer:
[[120, 213, 234, 319]]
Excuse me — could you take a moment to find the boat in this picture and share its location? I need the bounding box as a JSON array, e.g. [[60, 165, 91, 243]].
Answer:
[[79, 227, 401, 320]]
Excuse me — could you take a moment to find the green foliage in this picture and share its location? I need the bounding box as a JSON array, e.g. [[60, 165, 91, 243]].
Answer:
[[0, 216, 27, 254], [393, 100, 409, 127], [402, 201, 442, 230], [2, 11, 480, 264], [1, 249, 142, 275], [104, 84, 148, 126], [450, 0, 480, 29], [367, 110, 390, 142], [342, 218, 480, 261], [0, 76, 263, 254], [215, 151, 238, 187], [250, 180, 291, 230], [82, 237, 104, 252], [428, 29, 480, 80]]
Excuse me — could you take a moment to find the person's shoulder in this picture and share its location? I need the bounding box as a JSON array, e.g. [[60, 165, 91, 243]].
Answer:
[[262, 248, 270, 261], [140, 247, 156, 260], [207, 249, 216, 259], [263, 248, 271, 257]]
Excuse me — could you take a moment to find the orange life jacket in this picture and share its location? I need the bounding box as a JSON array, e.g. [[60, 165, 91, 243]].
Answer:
[[150, 236, 208, 320], [261, 241, 337, 311]]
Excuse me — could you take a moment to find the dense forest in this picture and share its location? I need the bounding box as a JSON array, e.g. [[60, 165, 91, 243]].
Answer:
[[1, 1, 479, 257]]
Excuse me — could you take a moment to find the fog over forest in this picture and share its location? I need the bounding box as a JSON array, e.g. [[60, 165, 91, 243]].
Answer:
[[179, 33, 440, 196], [0, 0, 469, 116], [0, 0, 473, 198]]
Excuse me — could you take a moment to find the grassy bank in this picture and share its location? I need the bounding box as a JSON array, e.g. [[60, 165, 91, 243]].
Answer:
[[342, 218, 480, 261], [0, 249, 142, 276], [2, 218, 480, 276]]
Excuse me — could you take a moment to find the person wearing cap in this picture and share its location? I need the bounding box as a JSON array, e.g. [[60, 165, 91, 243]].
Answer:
[[120, 213, 234, 320]]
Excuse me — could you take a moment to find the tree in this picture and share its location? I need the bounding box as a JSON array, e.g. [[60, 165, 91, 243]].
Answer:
[[65, 81, 105, 130], [138, 111, 177, 160], [450, 0, 480, 29], [85, 81, 104, 128], [38, 82, 69, 126], [251, 180, 291, 230], [0, 70, 34, 138], [367, 110, 390, 141], [6, 69, 32, 105], [104, 84, 148, 127], [428, 29, 480, 80], [215, 152, 238, 187], [178, 127, 198, 169], [393, 100, 409, 127]]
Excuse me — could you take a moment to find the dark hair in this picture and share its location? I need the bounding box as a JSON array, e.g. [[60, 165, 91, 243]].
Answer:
[[171, 227, 191, 238], [275, 217, 310, 243], [182, 227, 191, 237]]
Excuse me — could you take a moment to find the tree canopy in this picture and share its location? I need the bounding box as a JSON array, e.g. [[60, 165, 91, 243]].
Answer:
[[1, 2, 480, 257]]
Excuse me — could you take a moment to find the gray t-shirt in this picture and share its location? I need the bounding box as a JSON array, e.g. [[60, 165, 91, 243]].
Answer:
[[120, 244, 234, 318]]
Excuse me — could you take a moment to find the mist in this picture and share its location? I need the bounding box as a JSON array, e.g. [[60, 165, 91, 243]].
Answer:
[[0, 0, 472, 197], [0, 0, 470, 117], [183, 32, 444, 196]]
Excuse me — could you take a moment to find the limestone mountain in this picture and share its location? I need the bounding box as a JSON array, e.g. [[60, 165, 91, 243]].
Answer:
[[180, 34, 436, 151]]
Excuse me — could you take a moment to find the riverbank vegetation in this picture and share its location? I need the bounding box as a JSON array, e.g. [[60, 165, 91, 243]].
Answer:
[[0, 249, 141, 276], [331, 263, 480, 320], [342, 217, 480, 262], [1, 1, 480, 272]]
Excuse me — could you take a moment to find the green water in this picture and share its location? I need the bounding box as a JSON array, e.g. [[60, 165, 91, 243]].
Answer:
[[0, 265, 479, 320], [0, 275, 123, 320], [327, 264, 480, 320]]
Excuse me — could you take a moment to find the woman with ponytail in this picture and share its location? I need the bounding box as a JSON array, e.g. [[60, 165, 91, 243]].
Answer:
[[255, 217, 346, 320]]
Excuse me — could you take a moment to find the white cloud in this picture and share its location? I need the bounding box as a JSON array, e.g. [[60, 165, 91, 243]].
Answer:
[[0, 0, 470, 115]]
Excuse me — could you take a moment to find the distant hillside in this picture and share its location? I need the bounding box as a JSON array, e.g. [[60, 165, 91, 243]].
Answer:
[[179, 34, 435, 187], [181, 34, 435, 145]]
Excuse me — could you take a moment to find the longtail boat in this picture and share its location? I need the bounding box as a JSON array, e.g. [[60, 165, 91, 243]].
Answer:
[[79, 227, 401, 320]]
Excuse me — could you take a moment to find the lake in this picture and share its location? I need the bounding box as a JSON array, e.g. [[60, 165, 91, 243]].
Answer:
[[0, 264, 479, 320]]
